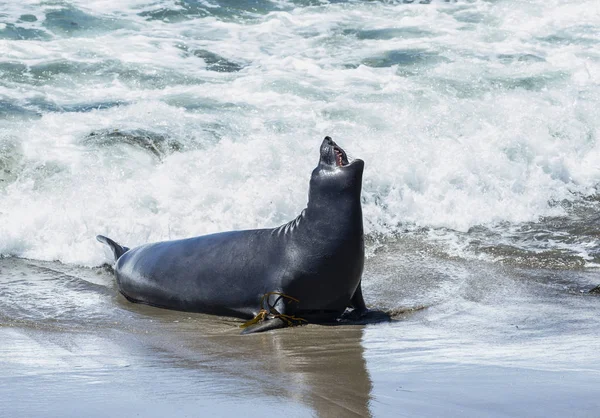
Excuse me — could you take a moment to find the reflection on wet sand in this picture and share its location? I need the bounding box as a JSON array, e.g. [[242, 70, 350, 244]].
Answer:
[[159, 325, 372, 418], [122, 301, 374, 418]]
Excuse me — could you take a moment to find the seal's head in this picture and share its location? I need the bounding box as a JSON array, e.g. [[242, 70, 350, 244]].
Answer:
[[309, 136, 364, 204]]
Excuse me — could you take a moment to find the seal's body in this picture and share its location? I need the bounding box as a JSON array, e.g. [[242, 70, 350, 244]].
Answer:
[[98, 137, 368, 333]]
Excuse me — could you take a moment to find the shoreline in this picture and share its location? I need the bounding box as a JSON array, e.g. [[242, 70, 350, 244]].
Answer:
[[1, 255, 599, 417]]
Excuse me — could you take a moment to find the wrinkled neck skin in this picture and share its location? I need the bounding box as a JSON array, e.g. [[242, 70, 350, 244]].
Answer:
[[276, 163, 364, 244]]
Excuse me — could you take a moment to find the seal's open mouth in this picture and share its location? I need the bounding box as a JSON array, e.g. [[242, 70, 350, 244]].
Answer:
[[334, 145, 349, 167]]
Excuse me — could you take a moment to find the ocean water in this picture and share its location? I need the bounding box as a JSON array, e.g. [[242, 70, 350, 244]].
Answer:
[[1, 1, 600, 416], [0, 0, 599, 267]]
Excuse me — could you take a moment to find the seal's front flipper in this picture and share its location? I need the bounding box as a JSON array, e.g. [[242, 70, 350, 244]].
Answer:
[[96, 235, 130, 261], [344, 283, 391, 324], [340, 308, 391, 324], [240, 317, 287, 335], [350, 281, 368, 314]]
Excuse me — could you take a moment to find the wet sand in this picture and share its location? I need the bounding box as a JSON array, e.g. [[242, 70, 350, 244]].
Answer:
[[1, 243, 600, 417]]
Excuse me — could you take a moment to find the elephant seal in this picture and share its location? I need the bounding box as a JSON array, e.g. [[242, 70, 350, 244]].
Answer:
[[98, 136, 373, 333]]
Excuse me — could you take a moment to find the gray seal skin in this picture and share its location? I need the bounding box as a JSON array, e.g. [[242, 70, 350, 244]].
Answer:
[[98, 136, 371, 333]]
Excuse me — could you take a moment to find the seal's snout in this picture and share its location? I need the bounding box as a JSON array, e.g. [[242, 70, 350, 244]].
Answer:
[[321, 136, 350, 167], [322, 136, 335, 149]]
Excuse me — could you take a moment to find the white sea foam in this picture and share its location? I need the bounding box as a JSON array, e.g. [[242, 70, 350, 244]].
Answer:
[[0, 0, 599, 265]]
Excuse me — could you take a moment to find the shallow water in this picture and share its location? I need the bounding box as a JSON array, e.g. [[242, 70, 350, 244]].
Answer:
[[1, 0, 600, 416]]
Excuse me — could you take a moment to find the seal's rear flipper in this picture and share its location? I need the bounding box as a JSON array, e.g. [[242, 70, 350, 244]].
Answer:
[[240, 317, 287, 335], [96, 235, 130, 261]]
